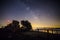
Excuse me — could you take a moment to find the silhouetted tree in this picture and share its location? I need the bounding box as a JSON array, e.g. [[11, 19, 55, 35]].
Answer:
[[21, 20, 32, 32], [0, 20, 21, 39], [4, 20, 20, 32]]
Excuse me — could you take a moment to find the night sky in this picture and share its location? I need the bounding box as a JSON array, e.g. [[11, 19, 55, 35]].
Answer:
[[0, 0, 60, 29]]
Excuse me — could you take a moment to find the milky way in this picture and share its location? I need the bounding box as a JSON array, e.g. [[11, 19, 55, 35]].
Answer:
[[0, 0, 60, 29]]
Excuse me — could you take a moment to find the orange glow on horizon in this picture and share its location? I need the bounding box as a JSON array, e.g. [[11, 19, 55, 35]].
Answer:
[[31, 23, 60, 29], [0, 20, 60, 30]]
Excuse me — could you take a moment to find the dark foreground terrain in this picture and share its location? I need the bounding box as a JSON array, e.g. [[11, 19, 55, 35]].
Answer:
[[0, 30, 60, 40], [0, 20, 60, 40]]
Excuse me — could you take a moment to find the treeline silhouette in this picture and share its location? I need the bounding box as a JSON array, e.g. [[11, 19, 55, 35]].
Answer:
[[3, 20, 32, 32], [0, 20, 33, 40], [0, 20, 60, 40]]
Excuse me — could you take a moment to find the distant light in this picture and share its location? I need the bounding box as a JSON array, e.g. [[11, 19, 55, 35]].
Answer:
[[7, 20, 10, 22]]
